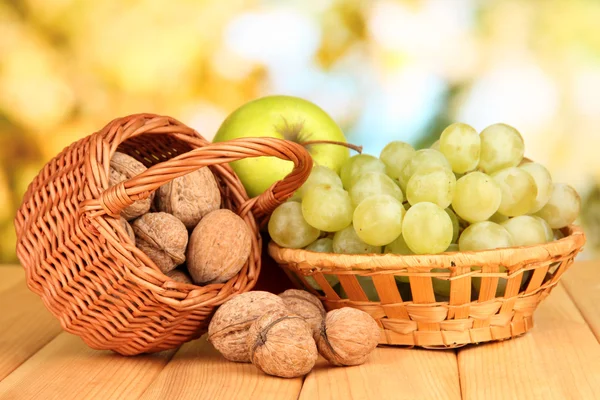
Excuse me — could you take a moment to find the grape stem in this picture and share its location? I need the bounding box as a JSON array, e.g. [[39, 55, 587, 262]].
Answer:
[[300, 140, 363, 154]]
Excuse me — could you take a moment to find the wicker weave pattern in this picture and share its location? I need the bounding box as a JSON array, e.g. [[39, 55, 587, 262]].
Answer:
[[269, 226, 585, 348], [14, 114, 312, 355]]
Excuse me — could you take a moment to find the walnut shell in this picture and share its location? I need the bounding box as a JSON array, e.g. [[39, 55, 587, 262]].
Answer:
[[187, 209, 252, 284], [165, 269, 193, 284], [316, 307, 380, 366], [119, 217, 135, 242], [156, 167, 221, 229], [132, 212, 188, 273], [278, 289, 325, 336], [109, 152, 154, 220], [208, 291, 288, 362], [247, 309, 318, 378]]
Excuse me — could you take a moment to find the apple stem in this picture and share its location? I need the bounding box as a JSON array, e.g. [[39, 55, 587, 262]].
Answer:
[[299, 140, 363, 154]]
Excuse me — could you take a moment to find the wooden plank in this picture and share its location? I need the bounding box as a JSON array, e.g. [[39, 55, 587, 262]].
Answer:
[[458, 284, 600, 400], [140, 336, 303, 400], [0, 266, 25, 293], [299, 347, 461, 400], [561, 260, 600, 341], [0, 333, 174, 399], [0, 280, 63, 380]]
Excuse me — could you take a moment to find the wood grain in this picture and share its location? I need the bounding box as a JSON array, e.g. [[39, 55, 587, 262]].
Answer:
[[458, 284, 600, 400], [299, 347, 461, 400], [0, 333, 174, 400], [140, 336, 304, 400], [561, 260, 600, 341], [0, 266, 24, 293], [0, 277, 63, 380]]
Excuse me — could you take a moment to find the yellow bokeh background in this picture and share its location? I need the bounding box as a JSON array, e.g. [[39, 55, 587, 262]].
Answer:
[[2, 0, 600, 263]]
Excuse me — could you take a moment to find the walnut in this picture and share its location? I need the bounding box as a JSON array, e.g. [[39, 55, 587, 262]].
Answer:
[[247, 309, 318, 378], [119, 217, 135, 242], [208, 291, 288, 362], [278, 289, 325, 336], [109, 152, 154, 220], [187, 209, 252, 284], [132, 212, 188, 273], [156, 168, 221, 229], [165, 269, 193, 284], [316, 307, 380, 366]]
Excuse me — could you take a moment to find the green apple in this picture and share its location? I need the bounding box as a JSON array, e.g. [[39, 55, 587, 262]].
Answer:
[[213, 95, 349, 197]]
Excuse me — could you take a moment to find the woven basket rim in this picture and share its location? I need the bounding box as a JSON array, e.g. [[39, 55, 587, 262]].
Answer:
[[268, 225, 586, 272]]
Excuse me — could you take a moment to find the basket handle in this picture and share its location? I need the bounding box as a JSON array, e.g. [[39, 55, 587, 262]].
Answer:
[[82, 133, 313, 221]]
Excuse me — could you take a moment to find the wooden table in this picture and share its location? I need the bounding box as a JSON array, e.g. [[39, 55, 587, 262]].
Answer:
[[0, 261, 599, 400]]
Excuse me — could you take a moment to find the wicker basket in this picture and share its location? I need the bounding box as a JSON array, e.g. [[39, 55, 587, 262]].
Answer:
[[269, 226, 586, 348], [14, 113, 312, 356]]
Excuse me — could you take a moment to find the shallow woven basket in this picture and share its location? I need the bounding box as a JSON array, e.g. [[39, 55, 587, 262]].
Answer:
[[269, 226, 586, 348], [14, 113, 312, 355]]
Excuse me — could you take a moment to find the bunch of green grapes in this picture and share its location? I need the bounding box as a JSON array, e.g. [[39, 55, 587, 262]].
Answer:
[[268, 122, 581, 298]]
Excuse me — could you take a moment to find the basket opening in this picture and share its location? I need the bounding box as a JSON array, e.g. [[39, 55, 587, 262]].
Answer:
[[117, 134, 196, 168]]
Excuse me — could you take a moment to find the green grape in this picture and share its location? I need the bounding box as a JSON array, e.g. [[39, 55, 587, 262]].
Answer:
[[439, 122, 481, 173], [379, 141, 416, 181], [340, 154, 386, 189], [268, 202, 320, 248], [430, 140, 440, 150], [432, 268, 451, 297], [489, 212, 509, 224], [296, 165, 342, 198], [304, 237, 334, 253], [492, 167, 537, 216], [535, 183, 581, 228], [519, 162, 553, 213], [478, 123, 525, 174], [349, 172, 404, 207], [452, 172, 502, 223], [302, 184, 353, 232], [353, 195, 405, 246], [458, 221, 514, 251], [533, 216, 554, 242], [406, 167, 456, 208], [332, 225, 382, 254], [445, 243, 459, 252], [501, 216, 547, 246], [402, 202, 453, 254], [445, 208, 460, 243], [384, 235, 414, 255], [462, 221, 513, 297], [398, 149, 451, 191]]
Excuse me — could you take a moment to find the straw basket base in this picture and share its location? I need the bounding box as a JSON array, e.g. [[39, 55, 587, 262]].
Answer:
[[269, 226, 585, 349]]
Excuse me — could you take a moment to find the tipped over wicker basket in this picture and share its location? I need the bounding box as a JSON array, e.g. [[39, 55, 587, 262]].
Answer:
[[14, 113, 312, 355], [269, 226, 586, 348]]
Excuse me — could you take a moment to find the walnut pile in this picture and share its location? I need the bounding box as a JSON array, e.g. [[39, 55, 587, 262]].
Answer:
[[247, 309, 318, 378], [278, 289, 325, 335], [109, 151, 253, 289], [209, 289, 381, 378], [315, 307, 380, 366], [207, 291, 287, 362]]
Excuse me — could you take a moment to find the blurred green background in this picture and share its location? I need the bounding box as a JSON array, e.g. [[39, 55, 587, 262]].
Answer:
[[2, 0, 600, 264]]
